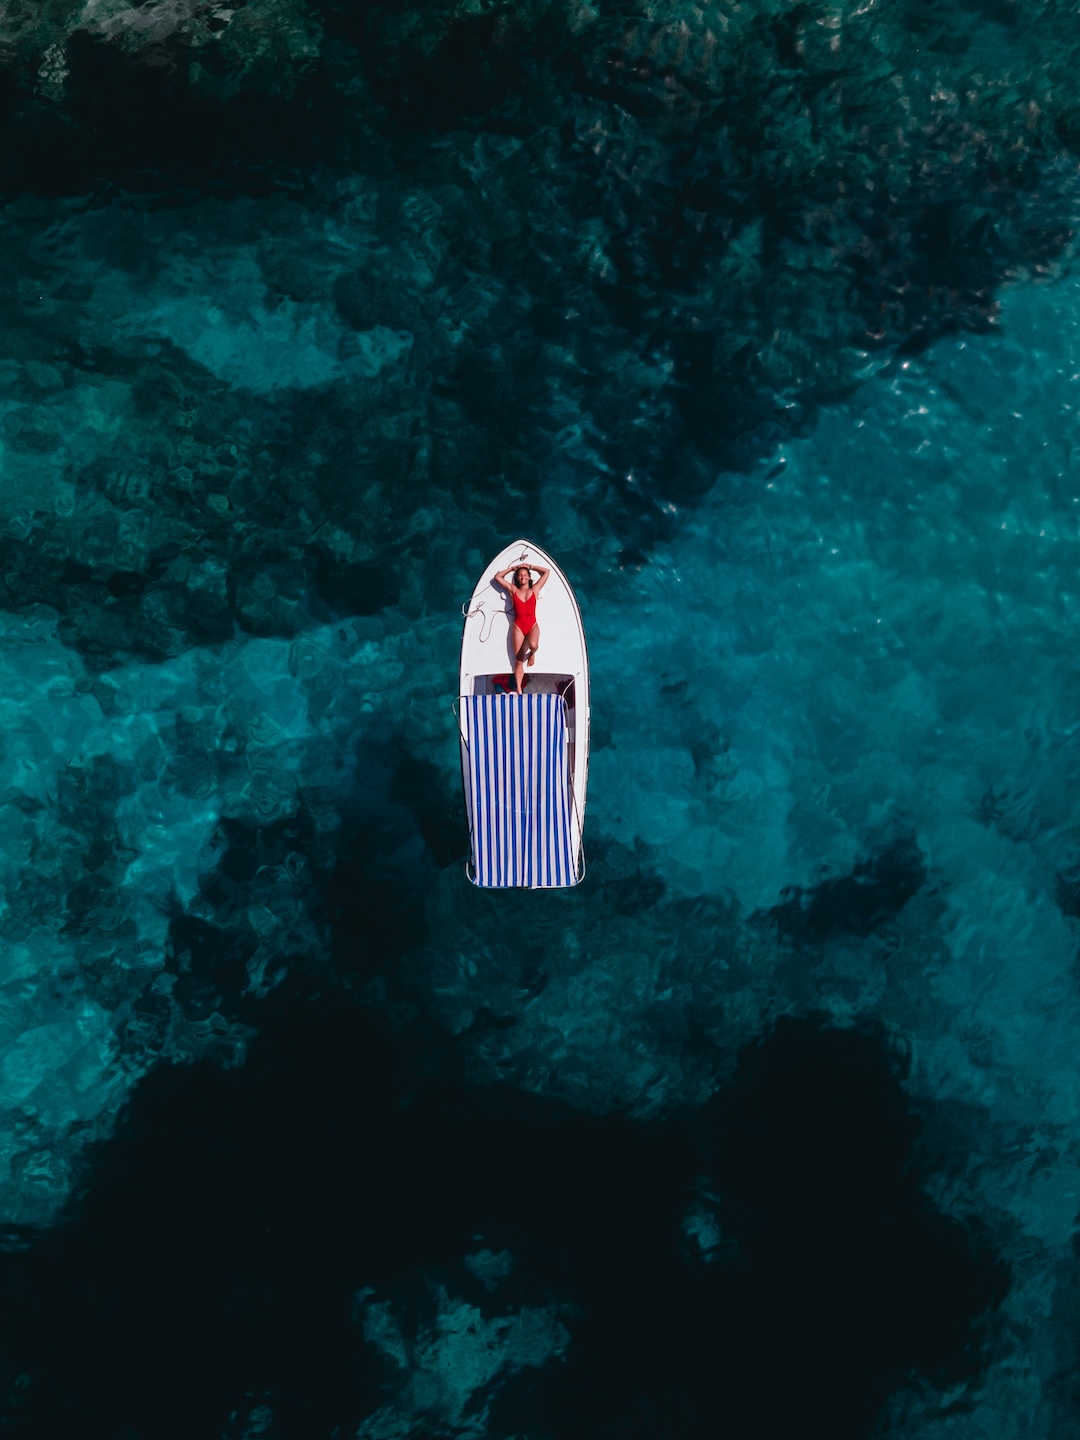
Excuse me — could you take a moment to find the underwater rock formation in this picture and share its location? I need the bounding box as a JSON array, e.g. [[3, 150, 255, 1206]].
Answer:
[[0, 1006, 1004, 1439]]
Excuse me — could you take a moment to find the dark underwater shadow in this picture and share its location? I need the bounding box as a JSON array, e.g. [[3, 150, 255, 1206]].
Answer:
[[0, 1002, 1005, 1440]]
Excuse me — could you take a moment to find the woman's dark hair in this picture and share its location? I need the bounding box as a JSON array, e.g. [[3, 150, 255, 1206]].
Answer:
[[515, 566, 532, 586]]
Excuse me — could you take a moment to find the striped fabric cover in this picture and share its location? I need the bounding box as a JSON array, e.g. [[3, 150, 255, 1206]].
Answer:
[[463, 692, 577, 888]]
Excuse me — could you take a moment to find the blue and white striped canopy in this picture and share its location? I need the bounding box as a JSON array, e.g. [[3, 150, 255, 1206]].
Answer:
[[463, 692, 578, 888]]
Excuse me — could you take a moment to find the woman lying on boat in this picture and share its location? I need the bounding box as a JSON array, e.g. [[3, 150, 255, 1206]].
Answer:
[[495, 561, 550, 695]]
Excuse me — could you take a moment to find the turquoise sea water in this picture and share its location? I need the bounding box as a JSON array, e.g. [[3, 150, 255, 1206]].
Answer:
[[1, 0, 1080, 1434]]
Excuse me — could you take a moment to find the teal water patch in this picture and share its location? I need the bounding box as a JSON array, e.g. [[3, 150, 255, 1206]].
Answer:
[[355, 1277, 570, 1440], [0, 604, 429, 1225], [94, 252, 413, 394], [0, 609, 222, 1224], [596, 268, 1080, 911]]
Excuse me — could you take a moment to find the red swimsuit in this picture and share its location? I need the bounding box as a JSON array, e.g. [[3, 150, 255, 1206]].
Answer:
[[512, 588, 536, 634]]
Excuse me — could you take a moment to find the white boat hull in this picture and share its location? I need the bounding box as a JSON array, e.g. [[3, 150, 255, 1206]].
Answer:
[[459, 539, 590, 886]]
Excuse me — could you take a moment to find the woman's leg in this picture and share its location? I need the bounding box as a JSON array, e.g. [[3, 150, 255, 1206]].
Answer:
[[512, 624, 526, 694], [525, 623, 540, 665]]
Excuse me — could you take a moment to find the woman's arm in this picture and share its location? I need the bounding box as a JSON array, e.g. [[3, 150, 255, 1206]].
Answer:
[[532, 564, 551, 593], [494, 566, 517, 593]]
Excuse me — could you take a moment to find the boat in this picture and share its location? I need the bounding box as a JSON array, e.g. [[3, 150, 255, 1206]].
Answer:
[[458, 539, 590, 888]]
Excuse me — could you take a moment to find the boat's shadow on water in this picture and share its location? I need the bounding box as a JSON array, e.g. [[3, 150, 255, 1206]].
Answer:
[[0, 998, 1006, 1439]]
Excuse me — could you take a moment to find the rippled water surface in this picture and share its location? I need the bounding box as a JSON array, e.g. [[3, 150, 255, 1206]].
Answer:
[[0, 0, 1080, 1435]]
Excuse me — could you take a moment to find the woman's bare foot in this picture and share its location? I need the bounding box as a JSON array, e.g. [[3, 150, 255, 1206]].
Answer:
[[527, 648, 537, 667]]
